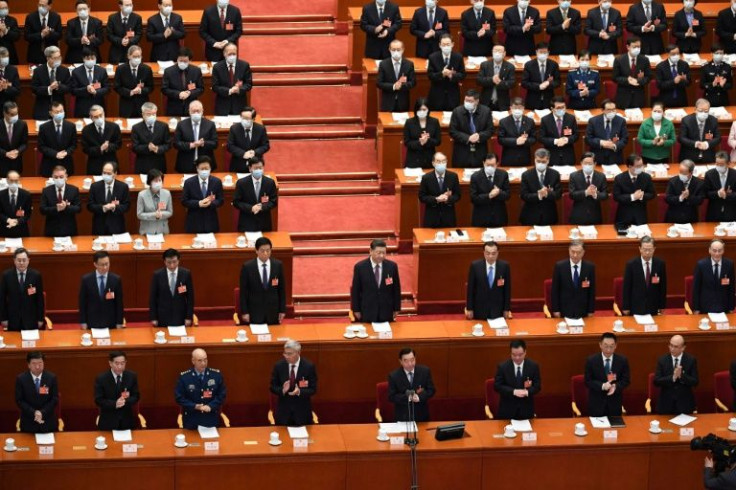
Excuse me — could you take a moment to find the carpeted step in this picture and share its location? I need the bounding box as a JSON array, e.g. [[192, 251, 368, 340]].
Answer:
[[251, 85, 362, 121], [254, 72, 351, 86], [292, 236, 398, 255], [266, 138, 377, 175], [246, 21, 336, 35], [278, 195, 395, 233], [240, 35, 348, 72], [279, 179, 380, 196], [237, 0, 336, 18], [265, 123, 365, 138]]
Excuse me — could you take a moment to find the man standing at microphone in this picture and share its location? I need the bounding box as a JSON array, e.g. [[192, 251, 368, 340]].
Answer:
[[387, 347, 436, 422]]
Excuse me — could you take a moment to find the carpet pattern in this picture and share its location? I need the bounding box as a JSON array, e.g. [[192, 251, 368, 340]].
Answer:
[[278, 195, 395, 233], [266, 139, 377, 174]]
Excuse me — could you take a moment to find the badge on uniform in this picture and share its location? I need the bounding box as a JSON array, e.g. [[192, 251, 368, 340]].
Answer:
[[563, 127, 572, 136], [298, 379, 309, 388], [202, 389, 213, 399], [653, 18, 660, 25], [158, 201, 166, 210], [692, 19, 699, 26], [705, 132, 713, 140], [482, 22, 490, 30], [92, 82, 101, 90], [722, 277, 730, 286], [27, 286, 36, 296], [434, 22, 442, 29], [121, 390, 130, 399], [178, 285, 187, 294], [225, 22, 234, 31], [608, 24, 616, 32], [188, 384, 196, 391], [105, 291, 115, 300], [607, 372, 617, 382], [581, 279, 590, 288], [187, 82, 196, 90], [126, 30, 135, 37], [208, 379, 216, 386], [612, 135, 620, 143], [261, 195, 269, 203], [651, 275, 660, 284], [496, 278, 505, 287], [15, 209, 24, 217], [39, 385, 49, 395], [271, 278, 279, 286], [523, 378, 532, 389], [385, 277, 393, 286]]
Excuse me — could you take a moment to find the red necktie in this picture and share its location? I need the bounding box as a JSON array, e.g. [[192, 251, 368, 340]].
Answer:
[[220, 8, 225, 27], [645, 261, 651, 286], [630, 58, 636, 76], [57, 189, 63, 203], [289, 364, 296, 391], [228, 64, 234, 85]]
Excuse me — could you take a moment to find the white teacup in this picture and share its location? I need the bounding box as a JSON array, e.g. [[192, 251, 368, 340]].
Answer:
[[570, 228, 581, 239], [729, 418, 736, 431], [435, 231, 446, 242], [626, 228, 638, 238], [269, 431, 281, 445], [715, 226, 727, 236], [83, 178, 93, 188], [52, 244, 64, 252], [699, 318, 710, 329], [377, 428, 389, 441], [667, 227, 678, 237], [0, 335, 5, 347], [503, 425, 516, 438], [81, 333, 92, 345], [134, 238, 144, 248], [175, 434, 187, 447], [236, 236, 246, 247], [169, 118, 178, 129], [125, 177, 135, 186], [526, 230, 538, 240], [4, 438, 16, 451], [574, 422, 586, 435], [224, 175, 233, 186], [236, 329, 248, 342], [613, 320, 625, 332], [193, 237, 203, 248], [0, 242, 6, 253], [481, 231, 493, 242], [344, 326, 356, 339], [155, 331, 166, 343], [556, 321, 568, 333], [95, 436, 107, 449], [75, 120, 84, 131], [471, 323, 484, 336], [649, 420, 661, 432]]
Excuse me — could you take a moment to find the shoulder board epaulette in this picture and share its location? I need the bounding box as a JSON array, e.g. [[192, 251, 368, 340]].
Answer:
[[209, 368, 221, 373], [180, 370, 190, 375]]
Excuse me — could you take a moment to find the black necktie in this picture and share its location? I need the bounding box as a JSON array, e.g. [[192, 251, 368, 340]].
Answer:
[[56, 124, 63, 143], [516, 366, 522, 385], [122, 16, 127, 28], [10, 193, 16, 209], [106, 185, 113, 203], [715, 262, 720, 285], [116, 374, 122, 395], [244, 129, 251, 146]]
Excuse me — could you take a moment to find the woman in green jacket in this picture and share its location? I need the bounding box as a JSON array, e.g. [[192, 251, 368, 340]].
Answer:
[[637, 101, 676, 164]]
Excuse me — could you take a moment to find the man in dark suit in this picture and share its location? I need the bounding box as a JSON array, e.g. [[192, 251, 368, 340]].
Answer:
[[181, 157, 223, 233], [692, 239, 735, 314], [106, 0, 142, 64], [470, 153, 510, 227], [226, 107, 269, 172], [377, 40, 415, 112], [678, 99, 721, 164], [704, 152, 736, 222], [466, 241, 511, 320], [64, 0, 103, 63], [94, 351, 140, 430], [715, 5, 736, 54], [145, 0, 186, 62], [0, 5, 21, 65], [546, 0, 581, 54], [149, 248, 194, 327], [38, 102, 76, 176], [0, 171, 31, 237], [239, 237, 286, 325], [613, 37, 652, 108], [622, 236, 667, 315], [81, 107, 122, 175], [15, 351, 58, 433], [0, 101, 27, 177], [426, 34, 465, 111], [162, 47, 203, 117], [497, 97, 537, 167], [0, 49, 21, 108], [626, 0, 667, 54], [30, 46, 70, 121], [114, 45, 153, 118], [232, 158, 278, 232], [449, 89, 493, 168], [551, 240, 596, 318], [494, 340, 541, 419], [70, 50, 109, 118], [388, 347, 436, 422], [540, 96, 577, 166], [174, 102, 218, 173], [23, 0, 62, 65], [585, 99, 628, 166], [212, 43, 252, 116], [418, 152, 460, 227], [520, 149, 561, 226], [568, 153, 608, 225], [87, 162, 130, 235], [655, 45, 690, 107], [199, 0, 242, 62], [269, 340, 317, 426], [521, 42, 560, 110], [39, 165, 81, 236], [672, 3, 706, 54], [584, 0, 623, 55], [502, 0, 541, 56], [477, 45, 515, 111], [79, 251, 124, 329], [131, 102, 170, 173], [613, 154, 655, 226], [585, 332, 630, 416], [409, 0, 449, 58], [701, 46, 732, 109], [360, 0, 402, 60], [351, 239, 402, 322], [566, 50, 601, 110], [654, 335, 698, 414], [0, 248, 44, 331], [460, 0, 496, 57], [665, 159, 704, 223]]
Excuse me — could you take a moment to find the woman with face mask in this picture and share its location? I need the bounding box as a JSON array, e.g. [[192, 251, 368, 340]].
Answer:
[[637, 101, 675, 164], [137, 168, 173, 235], [672, 0, 706, 53], [403, 97, 441, 169]]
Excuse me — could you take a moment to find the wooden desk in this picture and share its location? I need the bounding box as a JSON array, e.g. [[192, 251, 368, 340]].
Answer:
[[394, 164, 688, 247], [0, 232, 292, 312], [0, 315, 734, 429], [16, 62, 217, 120], [346, 3, 730, 69], [15, 170, 277, 236], [413, 223, 731, 312]]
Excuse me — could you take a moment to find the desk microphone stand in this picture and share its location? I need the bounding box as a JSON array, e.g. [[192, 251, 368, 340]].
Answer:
[[405, 390, 419, 490]]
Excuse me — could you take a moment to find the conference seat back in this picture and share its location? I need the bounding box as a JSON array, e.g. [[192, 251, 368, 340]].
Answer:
[[484, 378, 499, 419], [375, 381, 394, 423], [714, 371, 734, 413], [645, 372, 660, 414], [612, 276, 623, 316], [571, 374, 587, 417]]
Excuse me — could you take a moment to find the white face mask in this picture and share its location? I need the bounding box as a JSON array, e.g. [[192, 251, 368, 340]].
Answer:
[[53, 178, 65, 188], [8, 115, 18, 124], [0, 57, 8, 67], [669, 54, 680, 64], [535, 162, 548, 172], [51, 59, 61, 68], [518, 0, 529, 8], [144, 115, 157, 125], [601, 1, 611, 10], [440, 46, 452, 56], [537, 53, 548, 62], [605, 111, 616, 121], [77, 9, 89, 19], [162, 6, 173, 15], [151, 181, 162, 192], [84, 59, 96, 69], [579, 60, 590, 70], [582, 164, 594, 175], [718, 165, 729, 175], [38, 6, 49, 15], [642, 0, 652, 4], [696, 111, 709, 122], [177, 61, 189, 71], [492, 52, 504, 62], [7, 182, 18, 192], [416, 109, 428, 119], [512, 108, 523, 118], [434, 163, 447, 173], [217, 0, 229, 7], [390, 50, 402, 61], [376, 0, 386, 5], [484, 165, 496, 177], [651, 111, 663, 121], [198, 169, 210, 179], [560, 1, 571, 9], [683, 0, 694, 8], [102, 173, 114, 184], [554, 109, 565, 118], [190, 112, 202, 123], [713, 53, 724, 63], [633, 166, 643, 175], [473, 1, 484, 10], [630, 47, 641, 57], [122, 5, 133, 15], [93, 117, 104, 128], [226, 54, 237, 64], [464, 101, 475, 112], [130, 57, 141, 67], [241, 118, 253, 129], [679, 174, 690, 183], [426, 0, 436, 7], [53, 112, 65, 122], [0, 9, 8, 17]]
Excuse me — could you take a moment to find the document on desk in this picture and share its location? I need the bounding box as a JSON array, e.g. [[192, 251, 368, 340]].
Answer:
[[287, 426, 309, 439], [21, 329, 40, 341], [708, 312, 729, 324], [564, 318, 585, 326], [379, 422, 418, 434], [53, 236, 73, 245], [91, 328, 111, 339], [488, 317, 508, 329], [198, 426, 220, 439], [510, 419, 533, 432], [112, 430, 133, 442], [167, 325, 187, 337], [146, 234, 165, 243], [5, 238, 23, 248], [371, 322, 392, 333], [589, 416, 611, 429], [634, 314, 655, 325], [249, 324, 270, 335], [35, 433, 55, 445], [669, 414, 697, 427]]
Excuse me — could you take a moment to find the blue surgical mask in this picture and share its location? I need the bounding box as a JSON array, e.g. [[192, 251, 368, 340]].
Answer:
[[251, 169, 264, 179], [0, 57, 8, 67], [226, 54, 237, 64], [8, 115, 18, 124], [0, 9, 8, 16], [122, 5, 133, 15], [198, 169, 210, 179], [484, 165, 496, 177], [53, 112, 65, 122], [7, 182, 18, 192], [53, 178, 65, 188], [535, 162, 548, 172], [190, 113, 202, 123], [151, 181, 162, 192], [162, 5, 172, 15], [144, 115, 157, 125], [679, 174, 689, 183], [93, 118, 104, 128], [130, 57, 141, 67], [554, 109, 565, 118], [77, 9, 89, 19], [38, 6, 49, 15], [84, 59, 96, 69], [434, 163, 447, 174], [582, 164, 594, 175], [102, 174, 114, 184], [696, 111, 709, 122], [560, 1, 571, 8]]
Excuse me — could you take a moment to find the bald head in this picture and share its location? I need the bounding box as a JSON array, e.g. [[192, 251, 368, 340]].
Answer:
[[668, 335, 685, 357], [191, 348, 208, 373]]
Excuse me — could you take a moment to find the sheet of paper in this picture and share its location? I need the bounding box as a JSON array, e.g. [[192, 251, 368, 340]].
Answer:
[[506, 168, 526, 181], [634, 314, 655, 325], [21, 329, 40, 341], [645, 55, 663, 63], [249, 324, 270, 335], [158, 61, 175, 70], [167, 325, 187, 337], [379, 422, 418, 433], [510, 419, 533, 432], [573, 110, 593, 122], [236, 173, 249, 180], [35, 433, 55, 445], [564, 317, 585, 326], [487, 317, 508, 329], [287, 426, 309, 439], [93, 175, 104, 182], [4, 237, 23, 248], [197, 426, 220, 439], [601, 164, 621, 176], [146, 234, 165, 243], [674, 223, 694, 233], [371, 322, 392, 333], [708, 312, 729, 323], [485, 228, 507, 239], [598, 54, 615, 63], [391, 112, 410, 124], [112, 430, 133, 442], [112, 233, 132, 244], [244, 232, 263, 242], [551, 165, 577, 177], [513, 55, 531, 64], [466, 56, 487, 65], [492, 111, 509, 121], [589, 416, 611, 429], [534, 109, 551, 119], [54, 236, 73, 245], [91, 328, 111, 339], [196, 233, 217, 242], [669, 414, 697, 427], [578, 225, 598, 235], [403, 168, 425, 178]]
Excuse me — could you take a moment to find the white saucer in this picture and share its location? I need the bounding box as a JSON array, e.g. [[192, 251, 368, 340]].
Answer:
[[356, 333, 369, 339], [81, 341, 93, 347], [343, 333, 357, 339], [556, 329, 569, 335], [503, 433, 517, 439], [52, 247, 65, 252], [133, 245, 145, 250], [268, 440, 283, 446], [715, 231, 727, 237], [613, 327, 626, 333], [0, 344, 6, 349], [434, 239, 446, 243], [698, 325, 712, 331], [95, 444, 108, 450], [526, 236, 538, 242], [648, 428, 662, 434], [235, 243, 247, 249], [376, 436, 390, 442], [574, 431, 588, 437], [3, 446, 17, 452], [235, 337, 249, 343], [471, 331, 485, 337], [191, 244, 204, 249], [174, 442, 188, 448], [728, 427, 736, 433], [91, 246, 103, 251], [154, 338, 167, 344], [568, 235, 581, 240]]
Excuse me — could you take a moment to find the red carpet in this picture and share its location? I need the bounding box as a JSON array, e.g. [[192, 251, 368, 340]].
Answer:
[[238, 0, 336, 17], [293, 254, 415, 296], [240, 35, 348, 69], [266, 139, 376, 174], [251, 85, 362, 120], [278, 195, 395, 232]]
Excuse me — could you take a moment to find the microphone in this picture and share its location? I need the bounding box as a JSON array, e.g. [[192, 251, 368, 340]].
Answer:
[[406, 389, 416, 401]]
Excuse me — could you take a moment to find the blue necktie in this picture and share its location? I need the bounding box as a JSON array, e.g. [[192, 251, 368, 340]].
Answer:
[[262, 263, 268, 289], [487, 265, 494, 288], [671, 64, 678, 98], [604, 358, 611, 374], [573, 264, 579, 287], [516, 366, 522, 385], [98, 275, 105, 297], [469, 112, 476, 133], [35, 377, 40, 393], [201, 180, 207, 198]]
